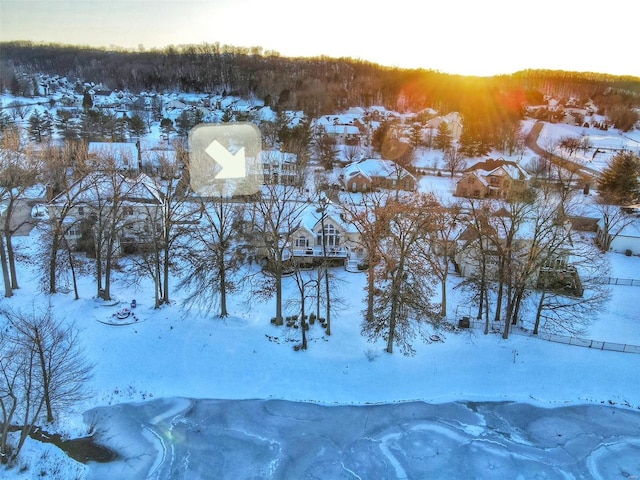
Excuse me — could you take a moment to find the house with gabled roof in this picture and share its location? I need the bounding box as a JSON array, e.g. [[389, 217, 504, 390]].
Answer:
[[455, 158, 530, 199], [342, 158, 416, 193], [88, 142, 141, 175], [47, 172, 163, 255], [287, 201, 364, 269], [454, 210, 583, 296]]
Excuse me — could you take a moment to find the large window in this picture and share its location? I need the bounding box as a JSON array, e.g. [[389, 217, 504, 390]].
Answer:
[[295, 235, 309, 248], [316, 223, 340, 247]]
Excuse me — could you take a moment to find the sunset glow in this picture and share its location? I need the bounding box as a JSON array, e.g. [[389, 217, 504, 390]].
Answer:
[[1, 0, 638, 78]]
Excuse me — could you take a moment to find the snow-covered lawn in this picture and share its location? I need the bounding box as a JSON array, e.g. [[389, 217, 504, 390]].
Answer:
[[2, 227, 640, 478]]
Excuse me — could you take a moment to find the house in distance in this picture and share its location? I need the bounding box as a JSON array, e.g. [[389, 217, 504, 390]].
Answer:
[[455, 157, 530, 199], [342, 158, 416, 193]]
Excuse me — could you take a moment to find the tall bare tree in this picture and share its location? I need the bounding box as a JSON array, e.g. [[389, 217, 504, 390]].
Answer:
[[179, 195, 247, 318], [0, 127, 41, 293], [342, 190, 390, 323], [249, 183, 308, 324], [1, 305, 93, 424], [131, 152, 199, 307], [39, 143, 93, 297], [0, 328, 43, 464], [443, 146, 466, 178], [363, 194, 440, 355], [0, 306, 92, 465], [419, 196, 462, 318]]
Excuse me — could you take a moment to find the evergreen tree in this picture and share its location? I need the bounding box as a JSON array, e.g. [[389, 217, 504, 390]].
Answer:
[[409, 123, 423, 148], [176, 110, 195, 137], [597, 151, 640, 204], [0, 112, 14, 139], [82, 90, 93, 110], [372, 121, 391, 152], [458, 119, 491, 158], [127, 113, 147, 138], [28, 110, 53, 143], [433, 122, 452, 151]]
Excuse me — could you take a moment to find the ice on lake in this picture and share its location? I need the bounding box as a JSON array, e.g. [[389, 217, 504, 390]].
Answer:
[[85, 398, 640, 479]]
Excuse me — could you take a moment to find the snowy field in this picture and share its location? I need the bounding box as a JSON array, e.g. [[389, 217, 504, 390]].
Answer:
[[536, 120, 640, 173]]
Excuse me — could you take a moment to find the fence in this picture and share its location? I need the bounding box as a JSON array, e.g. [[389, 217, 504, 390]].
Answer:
[[462, 319, 640, 354], [605, 277, 640, 287]]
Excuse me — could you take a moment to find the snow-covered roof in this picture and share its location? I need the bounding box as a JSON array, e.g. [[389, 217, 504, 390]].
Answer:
[[49, 172, 162, 206], [344, 158, 414, 182], [466, 158, 530, 181], [297, 201, 358, 234], [262, 150, 298, 165], [88, 142, 139, 171], [323, 125, 360, 135]]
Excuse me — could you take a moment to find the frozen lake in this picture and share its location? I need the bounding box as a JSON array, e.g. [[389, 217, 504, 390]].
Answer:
[[85, 398, 640, 479]]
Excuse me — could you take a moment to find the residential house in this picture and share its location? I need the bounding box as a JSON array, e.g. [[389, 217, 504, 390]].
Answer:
[[596, 211, 640, 255], [47, 172, 163, 255], [322, 124, 361, 144], [342, 158, 416, 192], [88, 142, 141, 176], [455, 158, 530, 199], [261, 150, 300, 186], [165, 99, 187, 111], [316, 114, 363, 145], [454, 213, 583, 296], [425, 112, 463, 141], [287, 201, 365, 270]]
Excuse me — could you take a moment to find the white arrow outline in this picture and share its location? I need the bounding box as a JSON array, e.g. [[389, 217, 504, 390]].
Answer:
[[205, 140, 246, 179]]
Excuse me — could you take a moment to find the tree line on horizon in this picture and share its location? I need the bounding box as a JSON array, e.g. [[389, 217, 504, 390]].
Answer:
[[2, 41, 640, 119]]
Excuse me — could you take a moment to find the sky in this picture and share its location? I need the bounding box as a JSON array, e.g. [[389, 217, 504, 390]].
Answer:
[[1, 0, 638, 77]]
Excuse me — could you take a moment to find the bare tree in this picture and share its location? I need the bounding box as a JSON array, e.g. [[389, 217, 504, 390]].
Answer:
[[132, 151, 199, 307], [443, 146, 466, 178], [0, 329, 43, 464], [286, 266, 317, 351], [593, 200, 638, 252], [558, 135, 589, 158], [342, 145, 363, 164], [363, 194, 441, 355], [249, 183, 308, 324], [341, 190, 390, 323], [1, 305, 93, 424], [0, 128, 42, 293], [457, 198, 508, 333], [0, 305, 92, 465], [39, 144, 93, 297], [179, 195, 247, 318], [419, 196, 462, 318], [532, 232, 611, 336]]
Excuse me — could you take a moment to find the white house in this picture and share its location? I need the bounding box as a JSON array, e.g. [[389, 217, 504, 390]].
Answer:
[[597, 214, 640, 255], [287, 201, 365, 270], [260, 150, 300, 186], [48, 172, 163, 254]]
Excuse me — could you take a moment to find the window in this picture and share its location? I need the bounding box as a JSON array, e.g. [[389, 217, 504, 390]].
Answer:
[[316, 223, 340, 247], [295, 235, 309, 248], [78, 206, 85, 216], [66, 223, 81, 238]]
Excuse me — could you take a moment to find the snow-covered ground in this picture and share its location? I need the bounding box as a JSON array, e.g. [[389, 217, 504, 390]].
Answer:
[[2, 223, 640, 479], [2, 91, 640, 477]]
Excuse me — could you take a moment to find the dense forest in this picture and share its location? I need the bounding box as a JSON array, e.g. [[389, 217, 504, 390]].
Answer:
[[2, 41, 640, 120]]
